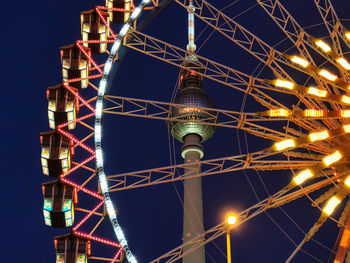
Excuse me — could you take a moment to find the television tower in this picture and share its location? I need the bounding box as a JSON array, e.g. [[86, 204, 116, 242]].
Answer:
[[168, 1, 216, 262]]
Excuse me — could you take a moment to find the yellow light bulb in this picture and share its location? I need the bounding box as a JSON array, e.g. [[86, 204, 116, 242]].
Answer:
[[291, 56, 309, 68], [323, 196, 341, 216], [337, 57, 350, 70], [307, 87, 327, 98], [269, 109, 291, 117], [294, 169, 313, 185], [343, 124, 350, 133], [315, 40, 331, 53], [319, 69, 337, 81], [227, 215, 237, 225], [344, 176, 350, 188], [309, 130, 329, 142], [340, 110, 350, 117], [275, 79, 294, 89], [323, 151, 342, 167], [304, 109, 324, 117], [342, 95, 350, 105], [274, 139, 295, 151]]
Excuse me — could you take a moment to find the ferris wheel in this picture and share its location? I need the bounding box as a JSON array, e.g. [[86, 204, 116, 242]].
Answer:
[[40, 0, 350, 262]]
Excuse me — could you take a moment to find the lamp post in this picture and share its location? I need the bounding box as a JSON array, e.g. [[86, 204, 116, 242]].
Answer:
[[225, 213, 237, 263]]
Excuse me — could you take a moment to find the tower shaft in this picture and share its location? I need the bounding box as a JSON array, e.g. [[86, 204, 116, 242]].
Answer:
[[182, 134, 205, 263]]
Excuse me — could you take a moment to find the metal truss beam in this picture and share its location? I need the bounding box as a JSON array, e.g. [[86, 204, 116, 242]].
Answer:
[[107, 152, 320, 192], [150, 176, 336, 262]]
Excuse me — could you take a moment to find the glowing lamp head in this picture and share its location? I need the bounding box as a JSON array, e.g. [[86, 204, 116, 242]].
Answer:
[[336, 57, 350, 70], [275, 79, 294, 90], [315, 40, 331, 53], [307, 87, 327, 98], [319, 69, 337, 81], [323, 196, 341, 216], [342, 95, 350, 105], [293, 169, 313, 185], [291, 56, 309, 68], [269, 108, 291, 117], [226, 213, 237, 226], [322, 150, 342, 167], [309, 130, 329, 142], [344, 176, 350, 188], [274, 139, 295, 151]]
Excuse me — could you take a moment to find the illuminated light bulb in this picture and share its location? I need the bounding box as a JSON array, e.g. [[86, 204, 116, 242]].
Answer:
[[307, 87, 327, 97], [342, 95, 350, 104], [274, 139, 295, 151], [291, 56, 309, 68], [346, 32, 350, 41], [269, 109, 291, 117], [336, 57, 350, 70], [275, 79, 294, 89], [315, 40, 331, 53], [340, 110, 350, 117], [319, 69, 337, 81], [226, 214, 237, 225], [323, 196, 341, 215], [294, 169, 313, 185], [304, 109, 324, 117], [309, 130, 329, 142], [323, 150, 342, 167], [344, 176, 350, 188], [343, 124, 350, 133]]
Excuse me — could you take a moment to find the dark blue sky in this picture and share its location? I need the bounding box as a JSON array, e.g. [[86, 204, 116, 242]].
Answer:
[[4, 0, 350, 262]]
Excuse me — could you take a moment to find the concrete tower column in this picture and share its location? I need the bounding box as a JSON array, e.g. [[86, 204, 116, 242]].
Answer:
[[182, 134, 205, 263]]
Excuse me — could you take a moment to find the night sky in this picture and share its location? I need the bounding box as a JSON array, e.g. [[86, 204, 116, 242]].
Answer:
[[4, 0, 350, 262]]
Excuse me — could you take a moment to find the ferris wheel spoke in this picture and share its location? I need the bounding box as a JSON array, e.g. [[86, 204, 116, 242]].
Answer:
[[125, 30, 284, 94], [123, 29, 338, 120], [151, 176, 335, 262], [124, 29, 350, 117], [106, 153, 321, 192]]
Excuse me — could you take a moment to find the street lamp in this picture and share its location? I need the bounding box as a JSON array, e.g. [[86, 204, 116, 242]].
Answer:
[[225, 213, 237, 263]]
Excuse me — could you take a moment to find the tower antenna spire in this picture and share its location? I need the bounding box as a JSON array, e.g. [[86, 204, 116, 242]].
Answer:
[[186, 0, 196, 54]]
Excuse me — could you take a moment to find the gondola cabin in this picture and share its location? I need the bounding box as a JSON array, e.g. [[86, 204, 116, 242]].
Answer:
[[81, 9, 110, 53], [47, 84, 78, 130], [42, 180, 77, 227], [60, 44, 91, 89], [40, 130, 72, 177], [55, 233, 91, 263], [106, 0, 132, 23]]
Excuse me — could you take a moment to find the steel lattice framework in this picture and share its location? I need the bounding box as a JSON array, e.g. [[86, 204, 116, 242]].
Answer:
[[41, 0, 350, 262]]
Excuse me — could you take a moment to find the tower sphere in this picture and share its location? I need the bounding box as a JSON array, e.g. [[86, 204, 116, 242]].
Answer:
[[168, 56, 216, 142]]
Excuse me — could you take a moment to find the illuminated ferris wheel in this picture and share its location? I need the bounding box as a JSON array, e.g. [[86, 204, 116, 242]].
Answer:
[[40, 0, 350, 262]]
